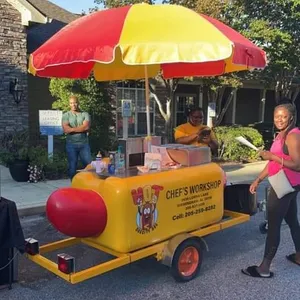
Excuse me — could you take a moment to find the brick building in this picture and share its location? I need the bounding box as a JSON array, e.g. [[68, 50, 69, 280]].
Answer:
[[0, 0, 77, 138]]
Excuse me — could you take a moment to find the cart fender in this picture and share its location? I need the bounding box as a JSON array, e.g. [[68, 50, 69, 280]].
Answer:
[[161, 233, 204, 267]]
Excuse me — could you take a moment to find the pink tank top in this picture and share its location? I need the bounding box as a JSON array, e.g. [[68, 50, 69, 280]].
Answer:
[[268, 127, 300, 186]]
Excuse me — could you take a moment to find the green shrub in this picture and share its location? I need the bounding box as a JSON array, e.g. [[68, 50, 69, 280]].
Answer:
[[0, 129, 29, 166], [214, 126, 264, 162], [43, 153, 69, 180], [28, 145, 69, 180]]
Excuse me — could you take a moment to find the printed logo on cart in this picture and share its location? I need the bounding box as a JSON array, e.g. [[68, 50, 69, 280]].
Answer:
[[131, 185, 164, 234]]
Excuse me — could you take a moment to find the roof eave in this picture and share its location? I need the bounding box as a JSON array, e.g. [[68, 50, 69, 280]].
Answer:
[[6, 0, 49, 26]]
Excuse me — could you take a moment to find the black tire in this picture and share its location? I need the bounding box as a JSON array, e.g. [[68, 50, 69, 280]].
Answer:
[[259, 221, 268, 234], [171, 238, 203, 282]]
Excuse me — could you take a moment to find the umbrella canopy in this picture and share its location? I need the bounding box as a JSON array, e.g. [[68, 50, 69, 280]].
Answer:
[[28, 3, 267, 81]]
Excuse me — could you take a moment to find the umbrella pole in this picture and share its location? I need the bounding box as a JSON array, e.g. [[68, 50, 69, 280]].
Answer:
[[144, 65, 151, 152]]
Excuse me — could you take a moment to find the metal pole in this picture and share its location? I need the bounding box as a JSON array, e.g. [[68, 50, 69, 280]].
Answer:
[[144, 65, 151, 152]]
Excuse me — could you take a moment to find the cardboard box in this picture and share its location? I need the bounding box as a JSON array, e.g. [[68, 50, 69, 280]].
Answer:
[[153, 144, 211, 166]]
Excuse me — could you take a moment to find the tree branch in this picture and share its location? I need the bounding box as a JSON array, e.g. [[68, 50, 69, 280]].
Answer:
[[166, 99, 171, 120], [172, 79, 179, 93], [215, 89, 235, 126], [285, 67, 298, 97], [150, 92, 168, 121]]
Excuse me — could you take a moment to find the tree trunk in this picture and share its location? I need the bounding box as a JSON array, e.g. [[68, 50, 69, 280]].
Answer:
[[292, 87, 300, 103], [165, 92, 174, 143], [215, 88, 235, 126], [164, 117, 171, 144]]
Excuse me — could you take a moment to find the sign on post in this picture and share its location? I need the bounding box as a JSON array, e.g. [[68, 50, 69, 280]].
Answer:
[[207, 102, 216, 127], [121, 100, 132, 118], [208, 102, 216, 117], [39, 110, 63, 159], [121, 100, 132, 139]]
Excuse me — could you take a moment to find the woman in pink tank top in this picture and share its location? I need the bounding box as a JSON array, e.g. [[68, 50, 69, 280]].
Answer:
[[242, 101, 300, 278]]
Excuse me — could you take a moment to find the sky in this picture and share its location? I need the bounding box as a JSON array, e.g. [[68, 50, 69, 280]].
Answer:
[[49, 0, 163, 14], [50, 0, 97, 14]]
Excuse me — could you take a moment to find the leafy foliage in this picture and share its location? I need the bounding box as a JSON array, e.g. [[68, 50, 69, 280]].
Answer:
[[0, 129, 29, 166], [215, 126, 264, 162], [0, 130, 70, 181], [224, 0, 300, 101], [93, 0, 152, 9], [28, 145, 70, 180], [49, 77, 115, 154]]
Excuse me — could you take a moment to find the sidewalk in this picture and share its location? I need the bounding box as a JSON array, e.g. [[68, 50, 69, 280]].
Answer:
[[0, 161, 267, 217]]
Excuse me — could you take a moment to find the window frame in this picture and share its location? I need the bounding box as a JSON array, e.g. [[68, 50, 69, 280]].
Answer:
[[116, 83, 156, 137], [175, 93, 197, 126]]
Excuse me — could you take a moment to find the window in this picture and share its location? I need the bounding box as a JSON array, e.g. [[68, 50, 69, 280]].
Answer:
[[175, 94, 197, 126], [116, 82, 155, 136]]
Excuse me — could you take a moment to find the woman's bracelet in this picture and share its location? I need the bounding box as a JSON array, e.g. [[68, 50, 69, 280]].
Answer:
[[257, 177, 263, 183]]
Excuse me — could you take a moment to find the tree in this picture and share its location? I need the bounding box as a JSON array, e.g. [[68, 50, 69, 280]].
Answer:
[[93, 0, 184, 142], [91, 0, 251, 134], [195, 0, 244, 126], [149, 77, 178, 141], [163, 0, 196, 9], [49, 78, 115, 153], [95, 0, 153, 8], [224, 0, 300, 103], [196, 0, 230, 19]]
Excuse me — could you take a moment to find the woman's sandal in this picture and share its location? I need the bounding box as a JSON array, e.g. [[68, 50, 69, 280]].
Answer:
[[241, 266, 274, 278], [286, 254, 300, 266]]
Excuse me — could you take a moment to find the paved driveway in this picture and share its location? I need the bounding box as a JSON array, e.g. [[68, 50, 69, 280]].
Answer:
[[2, 182, 299, 300]]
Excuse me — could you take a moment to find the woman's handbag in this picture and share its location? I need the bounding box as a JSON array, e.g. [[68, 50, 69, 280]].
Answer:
[[268, 157, 295, 198]]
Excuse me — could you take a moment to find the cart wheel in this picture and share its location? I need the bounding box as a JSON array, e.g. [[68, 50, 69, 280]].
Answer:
[[259, 221, 268, 234], [171, 239, 203, 282]]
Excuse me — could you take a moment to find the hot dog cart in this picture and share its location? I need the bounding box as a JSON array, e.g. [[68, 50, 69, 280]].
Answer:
[[25, 143, 256, 284]]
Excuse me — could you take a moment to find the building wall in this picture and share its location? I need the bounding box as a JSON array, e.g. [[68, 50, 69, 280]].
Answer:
[[27, 74, 55, 140], [0, 0, 28, 133], [235, 88, 261, 125], [265, 90, 276, 122]]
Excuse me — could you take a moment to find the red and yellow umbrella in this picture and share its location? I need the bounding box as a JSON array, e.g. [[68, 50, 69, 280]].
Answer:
[[28, 3, 267, 138]]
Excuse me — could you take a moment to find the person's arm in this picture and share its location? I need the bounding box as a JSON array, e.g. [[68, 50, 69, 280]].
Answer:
[[71, 120, 90, 133], [175, 133, 199, 145], [254, 163, 269, 183], [270, 133, 300, 171], [207, 130, 219, 152], [62, 112, 91, 134], [62, 113, 74, 134], [174, 125, 198, 145], [198, 127, 219, 152], [62, 122, 75, 133], [249, 162, 269, 194]]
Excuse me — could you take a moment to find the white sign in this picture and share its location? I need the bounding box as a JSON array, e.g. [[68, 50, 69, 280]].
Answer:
[[121, 100, 132, 118], [39, 110, 63, 136], [208, 102, 216, 117]]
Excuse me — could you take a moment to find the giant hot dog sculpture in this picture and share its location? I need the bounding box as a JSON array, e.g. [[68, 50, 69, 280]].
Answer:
[[47, 162, 225, 253]]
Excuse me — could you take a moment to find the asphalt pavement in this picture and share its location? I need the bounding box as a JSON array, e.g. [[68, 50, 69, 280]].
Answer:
[[2, 180, 300, 300]]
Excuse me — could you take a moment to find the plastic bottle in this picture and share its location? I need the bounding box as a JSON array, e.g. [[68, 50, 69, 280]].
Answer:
[[116, 146, 125, 174], [108, 153, 115, 175], [95, 151, 103, 173]]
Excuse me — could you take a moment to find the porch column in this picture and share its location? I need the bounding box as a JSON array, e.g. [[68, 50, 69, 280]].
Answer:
[[199, 85, 203, 107], [231, 89, 237, 124], [259, 89, 266, 122]]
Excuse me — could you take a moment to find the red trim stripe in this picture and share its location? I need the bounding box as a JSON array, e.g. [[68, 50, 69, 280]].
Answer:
[[32, 6, 131, 70], [201, 14, 266, 68]]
